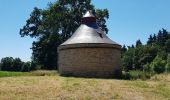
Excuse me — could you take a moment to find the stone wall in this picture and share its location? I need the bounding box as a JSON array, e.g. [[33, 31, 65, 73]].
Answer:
[[58, 46, 121, 78]]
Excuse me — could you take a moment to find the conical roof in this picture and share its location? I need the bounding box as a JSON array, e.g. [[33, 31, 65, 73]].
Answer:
[[83, 11, 95, 17], [61, 11, 119, 46]]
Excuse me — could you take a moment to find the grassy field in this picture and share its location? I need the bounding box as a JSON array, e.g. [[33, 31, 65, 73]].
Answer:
[[0, 71, 170, 100], [0, 70, 57, 77]]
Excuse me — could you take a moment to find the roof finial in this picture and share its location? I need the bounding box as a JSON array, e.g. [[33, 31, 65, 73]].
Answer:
[[82, 10, 96, 24], [83, 10, 95, 17]]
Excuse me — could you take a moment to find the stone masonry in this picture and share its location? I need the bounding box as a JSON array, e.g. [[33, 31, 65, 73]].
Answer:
[[58, 44, 121, 78]]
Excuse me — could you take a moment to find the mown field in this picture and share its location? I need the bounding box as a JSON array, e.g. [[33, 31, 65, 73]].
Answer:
[[0, 71, 170, 100]]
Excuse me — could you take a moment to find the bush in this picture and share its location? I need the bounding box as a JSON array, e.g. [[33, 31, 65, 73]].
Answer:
[[122, 70, 152, 80], [166, 54, 170, 72], [150, 55, 166, 74], [143, 63, 153, 73]]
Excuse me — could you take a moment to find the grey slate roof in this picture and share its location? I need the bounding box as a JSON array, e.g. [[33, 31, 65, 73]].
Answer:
[[61, 11, 119, 46]]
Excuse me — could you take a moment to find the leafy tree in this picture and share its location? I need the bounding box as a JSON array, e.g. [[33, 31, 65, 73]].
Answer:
[[1, 57, 14, 71], [0, 63, 1, 71], [0, 57, 34, 72], [122, 48, 135, 71], [150, 55, 166, 74], [13, 58, 24, 71], [165, 39, 170, 52], [143, 63, 152, 73], [29, 61, 37, 71], [166, 54, 170, 72], [22, 62, 31, 72], [20, 0, 109, 70], [122, 28, 170, 78], [138, 46, 156, 69]]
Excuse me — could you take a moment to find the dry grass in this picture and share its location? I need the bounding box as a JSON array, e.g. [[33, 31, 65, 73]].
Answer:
[[0, 73, 170, 100]]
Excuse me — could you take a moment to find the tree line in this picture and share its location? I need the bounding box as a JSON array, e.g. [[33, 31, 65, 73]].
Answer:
[[121, 28, 170, 79], [0, 57, 37, 72]]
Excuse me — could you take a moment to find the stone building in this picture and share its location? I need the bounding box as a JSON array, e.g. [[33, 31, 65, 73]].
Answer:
[[58, 11, 121, 78]]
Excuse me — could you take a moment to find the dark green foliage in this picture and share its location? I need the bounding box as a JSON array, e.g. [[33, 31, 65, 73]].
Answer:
[[143, 63, 152, 73], [20, 0, 109, 70], [122, 48, 135, 71], [135, 39, 142, 47], [165, 39, 170, 52], [121, 45, 127, 55], [122, 28, 170, 79], [122, 45, 158, 71], [166, 54, 170, 72], [150, 55, 166, 74], [13, 58, 24, 71], [29, 61, 37, 71], [1, 57, 14, 71], [122, 70, 152, 80], [22, 62, 31, 72], [147, 35, 153, 45], [0, 57, 36, 72]]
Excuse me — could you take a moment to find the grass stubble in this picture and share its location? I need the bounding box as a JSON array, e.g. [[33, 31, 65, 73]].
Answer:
[[0, 71, 169, 100]]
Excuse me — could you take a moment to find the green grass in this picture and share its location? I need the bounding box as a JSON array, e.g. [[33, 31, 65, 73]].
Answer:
[[0, 71, 170, 100], [0, 71, 30, 77], [0, 70, 58, 77], [155, 84, 170, 98]]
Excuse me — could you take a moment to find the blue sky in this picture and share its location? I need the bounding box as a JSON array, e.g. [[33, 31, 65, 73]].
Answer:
[[0, 0, 170, 61]]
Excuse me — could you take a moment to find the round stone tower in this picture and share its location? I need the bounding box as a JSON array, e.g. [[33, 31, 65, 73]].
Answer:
[[58, 11, 121, 78]]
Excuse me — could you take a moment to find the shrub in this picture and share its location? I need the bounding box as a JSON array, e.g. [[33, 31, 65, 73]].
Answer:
[[143, 63, 153, 73], [166, 54, 170, 72], [150, 55, 166, 74], [122, 70, 152, 80]]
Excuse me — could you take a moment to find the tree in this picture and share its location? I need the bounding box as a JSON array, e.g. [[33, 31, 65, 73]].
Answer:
[[153, 34, 157, 43], [1, 57, 14, 71], [136, 39, 142, 47], [147, 35, 153, 45], [122, 48, 135, 71], [162, 28, 169, 43], [0, 63, 1, 71], [156, 30, 163, 46], [143, 63, 152, 73], [150, 55, 166, 74], [0, 57, 33, 72], [122, 28, 170, 77], [166, 54, 170, 72], [13, 58, 24, 71], [121, 45, 127, 55], [22, 62, 31, 72], [165, 39, 170, 52], [20, 0, 109, 70]]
